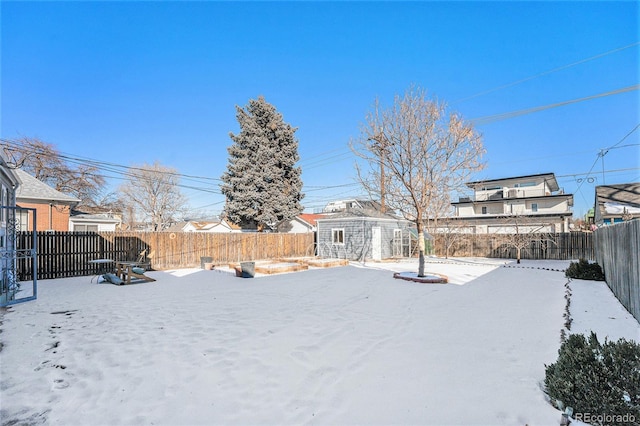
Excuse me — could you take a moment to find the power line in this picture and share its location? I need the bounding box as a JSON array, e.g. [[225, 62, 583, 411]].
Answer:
[[471, 85, 639, 126], [1, 138, 223, 184], [597, 124, 640, 184], [0, 139, 225, 196], [454, 41, 640, 104], [606, 124, 640, 150], [555, 167, 640, 179], [569, 124, 640, 204]]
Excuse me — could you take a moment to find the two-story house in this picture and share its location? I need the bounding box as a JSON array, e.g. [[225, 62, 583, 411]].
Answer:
[[449, 173, 573, 233]]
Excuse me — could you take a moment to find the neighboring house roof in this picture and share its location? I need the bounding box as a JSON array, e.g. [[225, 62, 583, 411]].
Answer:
[[164, 222, 186, 233], [595, 183, 640, 220], [466, 173, 559, 192], [323, 199, 383, 213], [189, 220, 233, 231], [69, 213, 121, 224], [14, 169, 81, 205], [166, 219, 237, 232], [278, 213, 330, 233], [298, 213, 328, 227]]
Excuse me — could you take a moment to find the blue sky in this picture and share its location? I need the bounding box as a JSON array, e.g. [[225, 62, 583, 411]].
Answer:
[[2, 1, 638, 218]]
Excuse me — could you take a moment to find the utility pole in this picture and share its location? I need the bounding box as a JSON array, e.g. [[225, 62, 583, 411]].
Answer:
[[599, 148, 609, 184]]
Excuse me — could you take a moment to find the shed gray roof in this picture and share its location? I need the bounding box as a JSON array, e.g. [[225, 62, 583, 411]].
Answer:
[[317, 208, 407, 222], [15, 169, 81, 204]]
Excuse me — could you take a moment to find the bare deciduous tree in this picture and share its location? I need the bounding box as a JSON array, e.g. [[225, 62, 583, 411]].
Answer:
[[352, 86, 485, 276], [432, 217, 474, 259], [495, 214, 558, 263], [1, 137, 106, 207], [119, 162, 188, 231]]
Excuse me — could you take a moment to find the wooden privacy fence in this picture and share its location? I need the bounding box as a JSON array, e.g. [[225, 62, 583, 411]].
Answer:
[[431, 231, 594, 261], [16, 231, 315, 280], [594, 220, 640, 323]]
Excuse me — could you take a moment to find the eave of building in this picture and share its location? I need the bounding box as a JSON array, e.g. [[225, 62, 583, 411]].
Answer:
[[69, 217, 121, 224], [466, 173, 559, 191], [317, 215, 412, 224], [449, 212, 573, 220], [17, 197, 79, 206]]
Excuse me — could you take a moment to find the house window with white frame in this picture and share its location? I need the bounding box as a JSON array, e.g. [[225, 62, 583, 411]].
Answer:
[[481, 206, 487, 214], [18, 210, 29, 231], [332, 229, 344, 244], [531, 203, 538, 213], [74, 224, 99, 232]]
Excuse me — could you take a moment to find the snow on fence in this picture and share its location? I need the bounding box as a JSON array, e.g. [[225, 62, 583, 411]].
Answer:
[[15, 231, 315, 280], [594, 220, 640, 322]]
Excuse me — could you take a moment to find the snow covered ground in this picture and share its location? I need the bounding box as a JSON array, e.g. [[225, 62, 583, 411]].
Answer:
[[1, 257, 638, 426]]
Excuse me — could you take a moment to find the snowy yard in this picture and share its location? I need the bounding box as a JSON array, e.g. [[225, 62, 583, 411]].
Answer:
[[1, 258, 638, 425]]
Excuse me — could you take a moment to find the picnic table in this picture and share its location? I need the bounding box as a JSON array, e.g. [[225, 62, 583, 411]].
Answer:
[[88, 259, 115, 283], [115, 261, 156, 284]]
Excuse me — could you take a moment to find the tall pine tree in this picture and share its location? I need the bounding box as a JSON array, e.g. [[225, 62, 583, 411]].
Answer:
[[221, 96, 304, 231]]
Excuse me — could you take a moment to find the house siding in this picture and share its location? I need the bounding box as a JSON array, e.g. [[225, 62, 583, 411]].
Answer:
[[317, 217, 414, 260], [17, 201, 72, 231]]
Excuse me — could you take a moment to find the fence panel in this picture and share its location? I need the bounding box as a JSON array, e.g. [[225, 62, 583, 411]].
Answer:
[[17, 231, 314, 281], [432, 232, 594, 261], [594, 220, 640, 323]]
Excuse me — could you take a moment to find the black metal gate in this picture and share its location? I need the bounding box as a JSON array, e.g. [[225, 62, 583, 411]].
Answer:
[[0, 206, 37, 306]]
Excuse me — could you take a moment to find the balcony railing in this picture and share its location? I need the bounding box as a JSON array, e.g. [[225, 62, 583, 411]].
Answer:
[[458, 187, 565, 203]]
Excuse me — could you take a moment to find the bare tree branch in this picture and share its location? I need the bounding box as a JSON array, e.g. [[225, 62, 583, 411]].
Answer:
[[351, 85, 485, 276], [119, 162, 188, 231]]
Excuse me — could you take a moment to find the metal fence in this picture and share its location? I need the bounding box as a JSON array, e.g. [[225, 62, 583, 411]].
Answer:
[[594, 220, 640, 322]]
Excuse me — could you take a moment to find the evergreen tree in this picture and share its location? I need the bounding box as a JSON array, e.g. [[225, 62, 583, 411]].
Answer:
[[221, 96, 304, 231]]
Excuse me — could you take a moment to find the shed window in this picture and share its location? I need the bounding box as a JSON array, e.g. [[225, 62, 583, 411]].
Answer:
[[332, 229, 344, 244]]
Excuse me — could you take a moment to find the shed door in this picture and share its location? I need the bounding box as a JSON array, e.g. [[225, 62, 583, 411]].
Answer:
[[371, 227, 382, 261]]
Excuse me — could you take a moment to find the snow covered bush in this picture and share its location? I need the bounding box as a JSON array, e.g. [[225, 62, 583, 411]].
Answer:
[[565, 258, 605, 281], [545, 332, 640, 425]]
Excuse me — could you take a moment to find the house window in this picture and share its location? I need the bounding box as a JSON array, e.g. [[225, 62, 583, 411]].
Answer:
[[515, 182, 536, 188], [332, 229, 344, 244], [531, 203, 538, 212], [481, 206, 487, 214], [18, 210, 29, 231], [74, 224, 99, 232]]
